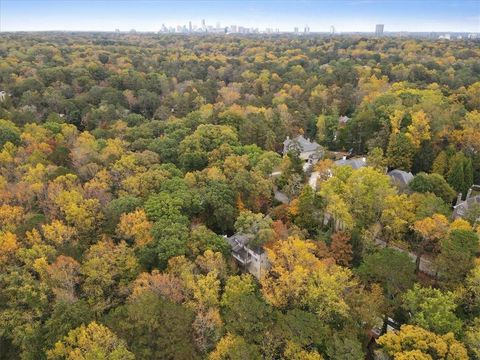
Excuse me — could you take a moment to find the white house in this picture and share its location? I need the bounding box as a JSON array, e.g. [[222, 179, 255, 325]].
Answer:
[[226, 234, 270, 280]]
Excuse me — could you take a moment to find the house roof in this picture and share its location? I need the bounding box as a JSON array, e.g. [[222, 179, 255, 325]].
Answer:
[[226, 233, 265, 258], [388, 169, 414, 187], [334, 157, 367, 170], [453, 195, 480, 218], [284, 135, 320, 153], [226, 234, 251, 252]]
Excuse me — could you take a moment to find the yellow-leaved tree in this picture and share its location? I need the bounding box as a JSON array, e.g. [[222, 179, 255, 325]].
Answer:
[[378, 325, 469, 360], [116, 209, 153, 247], [407, 110, 431, 148], [261, 236, 355, 322], [0, 231, 18, 264], [209, 333, 261, 360], [47, 321, 135, 360]]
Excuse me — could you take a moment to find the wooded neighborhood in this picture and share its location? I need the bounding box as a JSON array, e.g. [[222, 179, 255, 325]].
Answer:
[[0, 31, 479, 359]]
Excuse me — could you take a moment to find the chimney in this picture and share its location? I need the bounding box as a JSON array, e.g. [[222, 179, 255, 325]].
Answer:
[[466, 187, 472, 200], [455, 192, 463, 206]]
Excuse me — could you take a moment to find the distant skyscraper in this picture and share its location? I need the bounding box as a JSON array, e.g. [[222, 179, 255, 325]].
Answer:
[[375, 24, 384, 36], [201, 19, 206, 31], [304, 25, 310, 34], [330, 25, 335, 35], [294, 27, 299, 34], [189, 21, 192, 32]]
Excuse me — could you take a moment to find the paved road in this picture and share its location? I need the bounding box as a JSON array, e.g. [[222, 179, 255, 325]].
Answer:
[[309, 171, 319, 190]]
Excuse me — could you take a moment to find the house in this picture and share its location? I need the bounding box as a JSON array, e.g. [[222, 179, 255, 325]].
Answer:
[[283, 135, 323, 171], [226, 234, 270, 279], [453, 185, 480, 220], [334, 156, 367, 170], [388, 169, 414, 189]]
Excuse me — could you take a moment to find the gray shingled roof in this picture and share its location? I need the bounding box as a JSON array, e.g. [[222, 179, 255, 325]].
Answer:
[[284, 135, 320, 153], [453, 195, 480, 218], [388, 169, 414, 187], [334, 157, 367, 170], [226, 234, 251, 252]]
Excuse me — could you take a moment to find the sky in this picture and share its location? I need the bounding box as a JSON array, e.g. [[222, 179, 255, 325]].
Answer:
[[1, 0, 479, 33]]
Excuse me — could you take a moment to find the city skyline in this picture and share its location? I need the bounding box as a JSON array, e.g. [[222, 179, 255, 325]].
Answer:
[[1, 0, 479, 33]]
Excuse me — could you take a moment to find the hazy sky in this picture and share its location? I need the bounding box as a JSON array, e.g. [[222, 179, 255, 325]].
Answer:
[[1, 0, 479, 33]]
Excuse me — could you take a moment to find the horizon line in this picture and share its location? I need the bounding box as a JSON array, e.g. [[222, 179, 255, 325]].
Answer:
[[1, 31, 478, 35]]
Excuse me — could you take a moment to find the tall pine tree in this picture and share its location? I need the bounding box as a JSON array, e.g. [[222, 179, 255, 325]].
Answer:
[[463, 157, 474, 195], [448, 157, 465, 197], [432, 150, 448, 176]]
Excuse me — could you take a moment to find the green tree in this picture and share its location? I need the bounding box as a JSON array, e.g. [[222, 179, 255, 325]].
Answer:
[[272, 309, 328, 353], [464, 317, 480, 360], [324, 332, 364, 360], [402, 284, 463, 335], [293, 185, 323, 234], [358, 248, 415, 330], [141, 192, 191, 268], [42, 300, 95, 354], [108, 291, 199, 360], [412, 141, 435, 174], [188, 225, 230, 258], [386, 132, 415, 171], [179, 125, 239, 171], [464, 156, 474, 195], [448, 153, 466, 196], [234, 210, 274, 249], [409, 172, 456, 203], [432, 150, 448, 176], [221, 275, 274, 345], [202, 180, 237, 233], [436, 230, 479, 288], [410, 192, 450, 220], [0, 267, 51, 359], [367, 147, 387, 172], [104, 196, 143, 235], [0, 119, 21, 148], [345, 167, 395, 227]]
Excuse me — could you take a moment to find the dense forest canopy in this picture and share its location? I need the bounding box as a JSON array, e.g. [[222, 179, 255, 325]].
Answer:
[[0, 33, 479, 360]]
